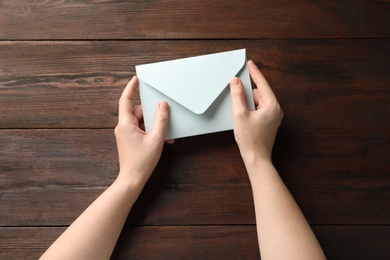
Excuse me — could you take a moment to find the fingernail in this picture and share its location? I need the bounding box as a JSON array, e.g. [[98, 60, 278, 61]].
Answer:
[[130, 75, 137, 82], [230, 77, 240, 87], [159, 101, 169, 111]]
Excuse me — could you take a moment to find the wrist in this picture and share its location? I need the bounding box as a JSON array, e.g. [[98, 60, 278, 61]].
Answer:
[[115, 171, 148, 195], [240, 151, 274, 179], [240, 149, 272, 168]]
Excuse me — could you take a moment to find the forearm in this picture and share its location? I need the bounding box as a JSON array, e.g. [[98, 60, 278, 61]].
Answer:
[[41, 76, 169, 259], [41, 174, 145, 260], [245, 159, 325, 260]]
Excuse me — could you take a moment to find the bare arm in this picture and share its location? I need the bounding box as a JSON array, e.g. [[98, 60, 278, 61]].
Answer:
[[41, 76, 170, 260], [230, 61, 326, 259]]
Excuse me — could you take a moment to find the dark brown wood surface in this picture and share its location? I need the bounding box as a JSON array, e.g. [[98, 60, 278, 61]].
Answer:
[[1, 1, 389, 259], [1, 0, 390, 39], [1, 226, 389, 259], [1, 40, 389, 129]]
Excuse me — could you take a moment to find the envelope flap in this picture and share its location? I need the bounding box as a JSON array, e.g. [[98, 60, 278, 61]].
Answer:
[[136, 49, 246, 114]]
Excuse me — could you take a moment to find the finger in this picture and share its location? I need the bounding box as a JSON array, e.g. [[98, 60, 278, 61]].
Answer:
[[248, 60, 276, 101], [230, 77, 248, 116], [118, 76, 138, 121], [252, 88, 262, 109], [150, 101, 169, 142], [165, 139, 175, 144], [132, 105, 143, 123]]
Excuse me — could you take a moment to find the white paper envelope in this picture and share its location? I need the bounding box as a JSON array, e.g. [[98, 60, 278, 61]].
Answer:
[[135, 49, 255, 140]]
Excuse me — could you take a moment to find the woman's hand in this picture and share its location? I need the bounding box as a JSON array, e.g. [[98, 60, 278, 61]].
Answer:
[[114, 76, 170, 185], [230, 60, 283, 165]]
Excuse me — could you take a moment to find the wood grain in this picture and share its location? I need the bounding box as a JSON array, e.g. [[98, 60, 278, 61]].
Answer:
[[1, 183, 389, 226], [1, 40, 389, 129], [1, 129, 388, 187], [0, 0, 389, 40], [1, 129, 388, 226], [1, 1, 389, 258], [1, 226, 389, 260]]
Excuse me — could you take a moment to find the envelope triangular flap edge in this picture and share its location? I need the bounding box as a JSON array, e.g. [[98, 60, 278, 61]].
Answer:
[[136, 49, 246, 114]]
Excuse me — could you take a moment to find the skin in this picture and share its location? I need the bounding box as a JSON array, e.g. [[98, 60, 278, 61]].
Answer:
[[40, 76, 170, 260], [41, 61, 325, 259], [230, 60, 325, 259]]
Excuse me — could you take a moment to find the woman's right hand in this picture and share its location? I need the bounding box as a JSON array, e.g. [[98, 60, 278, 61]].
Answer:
[[229, 60, 283, 166]]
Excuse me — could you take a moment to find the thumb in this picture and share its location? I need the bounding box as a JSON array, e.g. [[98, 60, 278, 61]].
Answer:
[[230, 77, 248, 116], [150, 101, 169, 142]]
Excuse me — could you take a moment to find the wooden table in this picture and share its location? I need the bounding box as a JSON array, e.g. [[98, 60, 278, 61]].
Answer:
[[1, 1, 389, 259]]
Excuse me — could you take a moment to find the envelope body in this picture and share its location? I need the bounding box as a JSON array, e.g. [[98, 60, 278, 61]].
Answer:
[[135, 49, 255, 140]]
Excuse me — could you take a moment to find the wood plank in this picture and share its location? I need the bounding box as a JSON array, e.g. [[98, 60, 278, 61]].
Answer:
[[0, 129, 388, 226], [1, 226, 389, 259], [115, 226, 390, 260], [1, 1, 388, 259], [0, 185, 254, 226], [0, 226, 259, 259], [0, 129, 119, 188], [1, 40, 389, 129], [1, 129, 388, 187], [1, 184, 389, 226], [0, 1, 389, 39]]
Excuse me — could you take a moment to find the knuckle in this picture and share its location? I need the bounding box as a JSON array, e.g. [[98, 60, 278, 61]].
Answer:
[[114, 123, 126, 137], [231, 87, 244, 97], [114, 125, 120, 136], [269, 99, 281, 112], [233, 107, 247, 119], [151, 133, 164, 144], [115, 117, 136, 134], [279, 106, 284, 118], [268, 99, 278, 108], [158, 112, 168, 125]]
